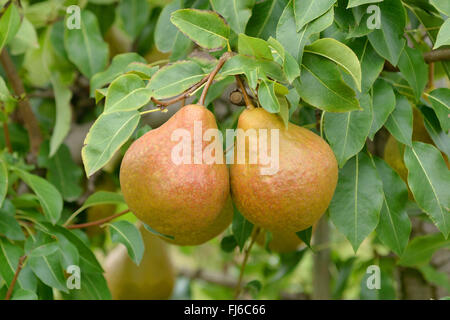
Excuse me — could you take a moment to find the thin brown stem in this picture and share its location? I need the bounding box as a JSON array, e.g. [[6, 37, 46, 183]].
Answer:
[[5, 255, 27, 300], [2, 111, 12, 153], [151, 75, 209, 107], [0, 50, 42, 156], [424, 48, 450, 63], [199, 52, 233, 106], [66, 209, 130, 229], [235, 75, 255, 110], [234, 227, 260, 299], [427, 62, 434, 90]]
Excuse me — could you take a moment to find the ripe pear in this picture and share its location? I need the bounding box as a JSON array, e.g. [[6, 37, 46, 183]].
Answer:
[[256, 230, 305, 253], [120, 105, 231, 245], [230, 108, 338, 233], [104, 224, 175, 300]]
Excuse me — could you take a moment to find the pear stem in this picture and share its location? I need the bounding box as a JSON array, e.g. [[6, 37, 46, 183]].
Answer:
[[66, 209, 130, 229], [199, 52, 233, 106], [234, 226, 261, 299], [235, 75, 255, 110], [5, 255, 27, 300]]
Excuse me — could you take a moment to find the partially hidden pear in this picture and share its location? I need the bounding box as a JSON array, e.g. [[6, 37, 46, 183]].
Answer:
[[230, 108, 338, 233], [104, 224, 175, 300], [120, 105, 231, 245], [256, 230, 305, 253]]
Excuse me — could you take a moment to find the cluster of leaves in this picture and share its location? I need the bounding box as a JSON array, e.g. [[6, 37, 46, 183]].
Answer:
[[0, 0, 449, 300]]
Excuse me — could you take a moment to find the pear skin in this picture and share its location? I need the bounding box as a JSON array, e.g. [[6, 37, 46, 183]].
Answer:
[[256, 230, 305, 253], [104, 224, 175, 300], [120, 105, 231, 245], [230, 108, 338, 233]]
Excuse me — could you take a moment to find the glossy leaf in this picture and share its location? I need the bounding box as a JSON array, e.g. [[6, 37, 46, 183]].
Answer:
[[404, 142, 450, 238], [13, 169, 63, 225], [367, 0, 406, 65], [369, 79, 396, 139], [305, 38, 362, 91], [104, 74, 152, 113], [384, 94, 413, 146], [0, 3, 21, 52], [434, 19, 450, 49], [155, 0, 186, 53], [296, 54, 360, 112], [398, 46, 428, 102], [82, 111, 140, 177], [238, 33, 273, 60], [49, 73, 72, 156], [118, 0, 150, 39], [148, 61, 206, 99], [347, 0, 382, 8], [427, 88, 450, 132], [170, 9, 230, 50], [210, 0, 255, 34], [246, 0, 288, 40], [71, 191, 125, 219], [329, 153, 383, 252], [109, 221, 144, 265], [0, 201, 25, 241], [258, 79, 281, 113], [0, 238, 25, 287], [373, 157, 410, 255], [324, 93, 373, 167], [420, 106, 450, 158], [398, 233, 450, 266], [90, 53, 147, 96], [64, 10, 109, 78], [430, 0, 450, 16], [294, 0, 337, 31]]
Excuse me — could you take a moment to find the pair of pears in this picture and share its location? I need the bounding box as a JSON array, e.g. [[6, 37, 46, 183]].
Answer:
[[120, 104, 338, 248]]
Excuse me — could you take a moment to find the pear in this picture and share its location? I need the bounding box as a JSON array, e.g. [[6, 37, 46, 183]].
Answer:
[[230, 108, 338, 233], [256, 230, 305, 253], [104, 224, 175, 300], [120, 104, 231, 245]]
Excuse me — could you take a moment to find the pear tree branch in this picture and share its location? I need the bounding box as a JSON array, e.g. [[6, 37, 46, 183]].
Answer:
[[199, 52, 233, 106], [66, 209, 130, 229], [5, 255, 27, 300]]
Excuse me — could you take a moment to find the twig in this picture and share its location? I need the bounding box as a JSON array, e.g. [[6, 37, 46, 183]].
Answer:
[[199, 52, 233, 106], [235, 75, 255, 110], [5, 255, 27, 300], [234, 227, 260, 299], [1, 105, 12, 153], [424, 48, 450, 63], [151, 75, 209, 107], [66, 209, 130, 229], [0, 50, 42, 156], [427, 62, 434, 90]]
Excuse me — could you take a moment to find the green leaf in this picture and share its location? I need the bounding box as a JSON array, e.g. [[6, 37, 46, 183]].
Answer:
[[420, 106, 450, 158], [258, 79, 281, 113], [305, 38, 362, 92], [419, 265, 450, 292], [90, 53, 147, 96], [210, 0, 255, 34], [9, 17, 39, 55], [124, 62, 158, 80], [11, 289, 38, 300], [170, 9, 230, 50], [324, 93, 373, 167], [82, 111, 140, 177], [332, 257, 356, 299], [143, 223, 175, 240], [0, 202, 25, 241], [434, 18, 450, 49], [27, 252, 67, 293], [373, 157, 410, 255], [0, 160, 7, 208], [238, 33, 273, 60], [367, 0, 406, 65], [277, 1, 333, 61], [118, 0, 150, 39], [74, 191, 124, 217], [13, 169, 63, 225], [0, 239, 24, 287], [329, 153, 383, 252], [268, 37, 300, 83], [148, 61, 206, 99], [347, 0, 382, 8], [427, 88, 450, 132], [384, 94, 413, 146], [398, 47, 428, 102], [154, 0, 185, 52], [63, 272, 111, 300], [64, 10, 109, 78], [294, 0, 337, 31], [38, 142, 83, 202], [398, 233, 450, 266], [0, 3, 21, 52], [49, 73, 72, 156], [430, 0, 450, 16], [404, 142, 450, 238], [246, 0, 288, 40], [104, 74, 152, 113], [296, 54, 360, 112], [369, 79, 396, 139], [220, 235, 238, 252], [296, 226, 312, 248], [28, 242, 59, 258], [109, 221, 144, 265], [232, 205, 254, 251]]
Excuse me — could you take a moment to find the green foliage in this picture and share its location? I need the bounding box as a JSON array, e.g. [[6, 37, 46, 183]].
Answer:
[[0, 0, 448, 301]]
